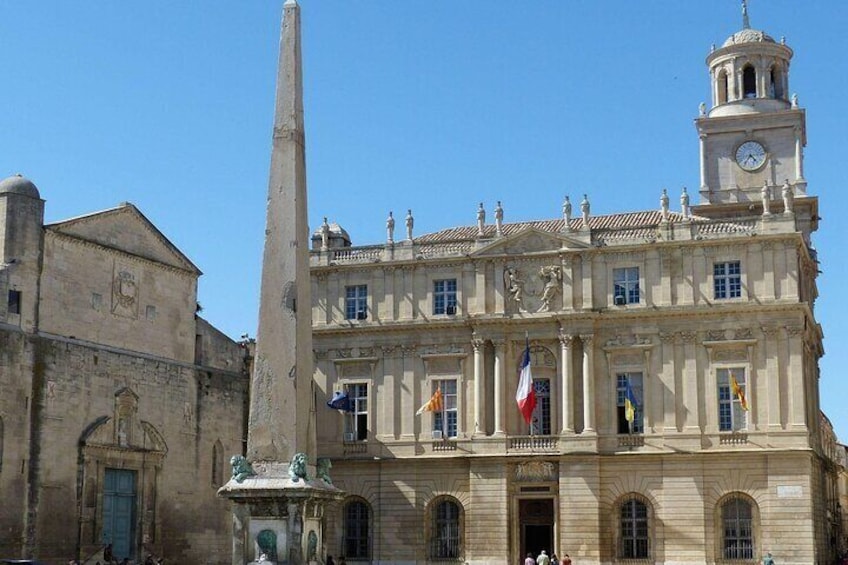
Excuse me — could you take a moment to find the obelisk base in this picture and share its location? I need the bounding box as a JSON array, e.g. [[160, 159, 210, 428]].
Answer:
[[219, 463, 344, 565]]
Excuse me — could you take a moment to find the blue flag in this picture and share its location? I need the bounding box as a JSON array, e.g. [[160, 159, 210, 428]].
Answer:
[[624, 379, 639, 425], [327, 390, 353, 412]]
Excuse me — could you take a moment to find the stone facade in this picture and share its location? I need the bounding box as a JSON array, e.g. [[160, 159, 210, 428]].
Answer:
[[307, 19, 843, 565], [0, 181, 249, 565]]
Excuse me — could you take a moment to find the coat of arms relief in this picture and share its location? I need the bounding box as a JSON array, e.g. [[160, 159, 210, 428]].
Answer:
[[112, 263, 139, 318], [504, 264, 562, 313]]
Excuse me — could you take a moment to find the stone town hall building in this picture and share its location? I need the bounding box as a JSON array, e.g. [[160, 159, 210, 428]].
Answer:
[[1, 7, 845, 565], [309, 14, 844, 565]]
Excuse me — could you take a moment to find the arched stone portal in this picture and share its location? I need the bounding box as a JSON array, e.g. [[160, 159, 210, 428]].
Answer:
[[78, 388, 167, 562]]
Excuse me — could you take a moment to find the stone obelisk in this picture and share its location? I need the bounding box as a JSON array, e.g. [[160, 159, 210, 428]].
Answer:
[[219, 2, 342, 564], [247, 0, 315, 470]]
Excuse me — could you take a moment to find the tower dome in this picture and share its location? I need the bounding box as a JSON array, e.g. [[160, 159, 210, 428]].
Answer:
[[722, 28, 776, 48], [705, 3, 792, 118], [0, 174, 41, 198]]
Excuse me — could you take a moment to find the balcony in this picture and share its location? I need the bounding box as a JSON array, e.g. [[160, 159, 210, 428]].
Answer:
[[508, 435, 558, 452], [719, 432, 749, 446], [618, 434, 645, 448]]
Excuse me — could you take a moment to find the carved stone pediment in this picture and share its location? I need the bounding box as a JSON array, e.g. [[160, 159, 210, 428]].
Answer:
[[82, 416, 167, 454], [471, 228, 588, 257]]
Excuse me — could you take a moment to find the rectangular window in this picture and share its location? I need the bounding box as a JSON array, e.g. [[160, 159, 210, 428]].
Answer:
[[345, 285, 368, 320], [432, 379, 458, 439], [613, 267, 640, 305], [91, 293, 103, 311], [714, 261, 742, 299], [345, 383, 368, 441], [717, 368, 747, 432], [530, 378, 551, 435], [617, 373, 644, 434], [8, 290, 21, 315], [433, 279, 457, 315]]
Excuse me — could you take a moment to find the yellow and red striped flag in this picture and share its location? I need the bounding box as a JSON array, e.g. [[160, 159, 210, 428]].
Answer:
[[730, 373, 749, 411], [416, 387, 443, 415]]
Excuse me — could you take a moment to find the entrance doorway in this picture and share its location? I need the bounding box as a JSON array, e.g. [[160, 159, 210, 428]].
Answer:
[[520, 498, 554, 560], [102, 468, 137, 560]]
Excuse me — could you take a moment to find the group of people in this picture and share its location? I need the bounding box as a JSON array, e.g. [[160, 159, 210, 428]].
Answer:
[[525, 549, 571, 565]]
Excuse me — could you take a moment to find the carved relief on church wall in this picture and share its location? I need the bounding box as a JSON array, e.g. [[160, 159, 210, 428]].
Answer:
[[111, 261, 140, 319]]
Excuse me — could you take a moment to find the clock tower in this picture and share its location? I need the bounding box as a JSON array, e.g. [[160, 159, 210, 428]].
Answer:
[[695, 2, 806, 206]]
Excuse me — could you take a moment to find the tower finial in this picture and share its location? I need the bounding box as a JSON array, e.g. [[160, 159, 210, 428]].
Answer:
[[742, 0, 751, 29]]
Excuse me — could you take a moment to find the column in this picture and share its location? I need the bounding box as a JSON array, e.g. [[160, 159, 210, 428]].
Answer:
[[699, 133, 708, 193], [559, 332, 574, 434], [472, 333, 485, 436], [680, 331, 700, 432], [383, 266, 395, 321], [581, 254, 593, 310], [400, 345, 416, 439], [659, 332, 678, 433], [762, 326, 782, 430], [581, 334, 595, 433], [493, 339, 506, 436], [786, 326, 806, 429], [475, 261, 487, 315], [794, 126, 804, 181]]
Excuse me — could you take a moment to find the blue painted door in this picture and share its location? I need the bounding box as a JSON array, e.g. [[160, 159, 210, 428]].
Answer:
[[102, 468, 137, 561]]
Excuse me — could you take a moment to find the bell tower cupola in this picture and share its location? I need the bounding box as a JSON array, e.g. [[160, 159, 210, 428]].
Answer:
[[696, 0, 806, 205]]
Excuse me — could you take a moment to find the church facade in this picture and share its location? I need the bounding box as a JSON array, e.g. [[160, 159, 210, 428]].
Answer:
[[0, 177, 249, 564], [309, 18, 843, 565]]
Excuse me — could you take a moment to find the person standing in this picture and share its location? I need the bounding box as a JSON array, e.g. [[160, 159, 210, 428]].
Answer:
[[561, 553, 572, 565], [550, 553, 559, 565], [762, 552, 775, 565], [536, 550, 551, 565], [524, 552, 536, 565]]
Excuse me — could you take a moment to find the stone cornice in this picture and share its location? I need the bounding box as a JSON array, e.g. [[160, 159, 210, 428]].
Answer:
[[45, 230, 199, 279], [312, 302, 813, 338], [309, 231, 807, 274]]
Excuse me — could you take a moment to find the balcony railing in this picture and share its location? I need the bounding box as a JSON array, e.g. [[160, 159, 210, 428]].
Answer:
[[618, 434, 645, 448], [508, 435, 558, 451], [719, 432, 748, 445]]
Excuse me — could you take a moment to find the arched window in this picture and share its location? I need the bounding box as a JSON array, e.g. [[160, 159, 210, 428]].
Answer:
[[620, 497, 649, 559], [722, 497, 754, 560], [430, 498, 462, 559], [770, 66, 785, 99], [718, 69, 729, 104], [212, 440, 224, 487], [343, 499, 370, 560], [743, 65, 757, 99]]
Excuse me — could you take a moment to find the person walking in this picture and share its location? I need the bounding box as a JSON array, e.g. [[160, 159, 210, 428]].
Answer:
[[536, 550, 551, 565], [524, 552, 535, 565], [550, 553, 559, 565], [561, 553, 572, 565], [762, 552, 775, 565]]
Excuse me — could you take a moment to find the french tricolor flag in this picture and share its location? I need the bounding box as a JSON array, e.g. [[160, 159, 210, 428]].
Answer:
[[515, 339, 536, 424]]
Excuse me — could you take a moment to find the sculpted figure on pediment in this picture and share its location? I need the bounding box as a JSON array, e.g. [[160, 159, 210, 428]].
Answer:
[[536, 265, 562, 312], [505, 267, 525, 307]]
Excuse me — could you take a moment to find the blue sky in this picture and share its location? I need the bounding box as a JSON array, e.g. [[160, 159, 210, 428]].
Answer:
[[3, 1, 847, 440]]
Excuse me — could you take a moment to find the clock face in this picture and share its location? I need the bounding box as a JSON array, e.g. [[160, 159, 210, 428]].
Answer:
[[735, 141, 767, 171]]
